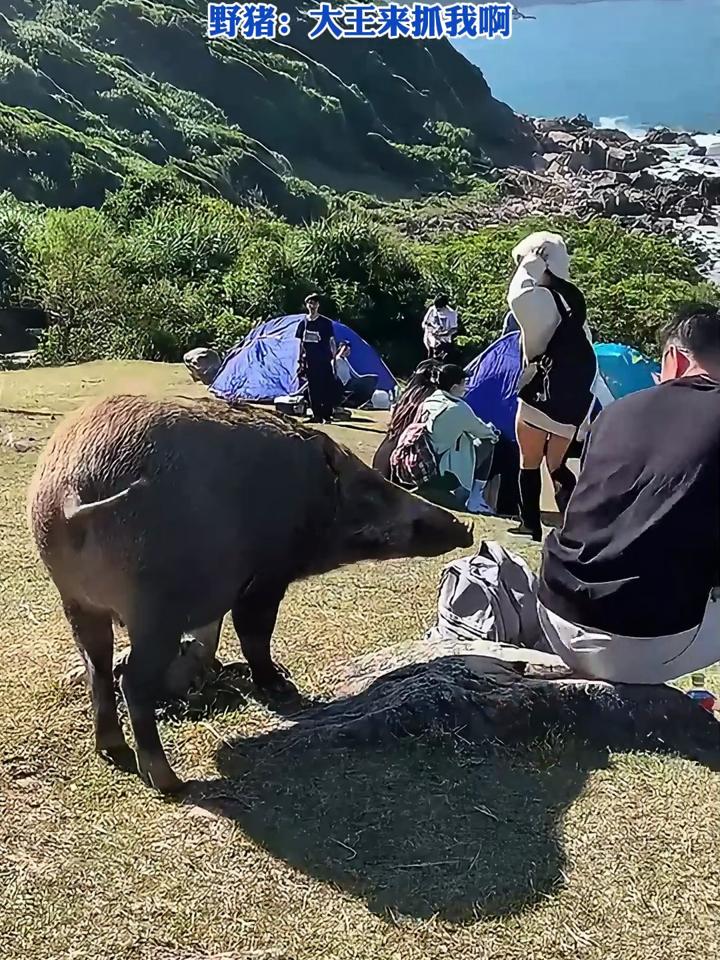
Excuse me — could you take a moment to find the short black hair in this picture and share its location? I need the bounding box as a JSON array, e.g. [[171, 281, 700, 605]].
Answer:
[[437, 363, 466, 392], [661, 302, 720, 361], [304, 292, 320, 305], [434, 293, 450, 309]]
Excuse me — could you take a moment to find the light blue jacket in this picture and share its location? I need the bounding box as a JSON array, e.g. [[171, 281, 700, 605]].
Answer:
[[421, 390, 497, 492]]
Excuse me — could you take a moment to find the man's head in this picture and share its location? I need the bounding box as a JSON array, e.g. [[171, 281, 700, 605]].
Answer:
[[434, 293, 450, 310], [437, 363, 468, 399], [660, 302, 720, 383], [304, 293, 320, 318], [337, 340, 351, 358]]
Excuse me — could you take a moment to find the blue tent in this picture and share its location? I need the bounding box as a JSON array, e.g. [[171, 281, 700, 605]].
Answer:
[[592, 342, 660, 406], [465, 332, 522, 440], [464, 333, 660, 438], [211, 314, 397, 403]]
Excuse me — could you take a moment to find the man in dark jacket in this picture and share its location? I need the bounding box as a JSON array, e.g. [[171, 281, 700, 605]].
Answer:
[[538, 303, 720, 683], [295, 293, 338, 423]]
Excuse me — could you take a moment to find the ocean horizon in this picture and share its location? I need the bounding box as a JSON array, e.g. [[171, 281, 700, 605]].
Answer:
[[454, 0, 720, 133]]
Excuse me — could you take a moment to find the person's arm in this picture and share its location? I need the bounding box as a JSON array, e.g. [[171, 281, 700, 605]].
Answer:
[[423, 307, 439, 332], [508, 263, 559, 361], [457, 401, 498, 441], [295, 320, 306, 380], [324, 318, 336, 358]]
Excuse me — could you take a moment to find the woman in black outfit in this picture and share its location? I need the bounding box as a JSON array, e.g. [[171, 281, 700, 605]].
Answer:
[[507, 232, 597, 541]]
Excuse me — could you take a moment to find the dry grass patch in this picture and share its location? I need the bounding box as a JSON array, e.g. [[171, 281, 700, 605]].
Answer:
[[1, 361, 719, 960]]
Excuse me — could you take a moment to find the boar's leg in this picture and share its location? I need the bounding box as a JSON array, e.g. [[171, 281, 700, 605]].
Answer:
[[231, 582, 290, 693], [119, 619, 184, 794], [65, 603, 134, 770]]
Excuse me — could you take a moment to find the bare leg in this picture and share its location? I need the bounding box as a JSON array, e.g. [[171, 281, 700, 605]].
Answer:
[[546, 433, 576, 514], [65, 602, 132, 768], [545, 433, 573, 474], [516, 417, 548, 469], [163, 618, 223, 699], [120, 620, 183, 793], [231, 583, 290, 693]]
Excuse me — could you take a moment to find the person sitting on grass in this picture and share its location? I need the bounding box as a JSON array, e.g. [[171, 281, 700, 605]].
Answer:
[[372, 359, 439, 479], [333, 341, 378, 409], [538, 302, 720, 684], [419, 363, 499, 513]]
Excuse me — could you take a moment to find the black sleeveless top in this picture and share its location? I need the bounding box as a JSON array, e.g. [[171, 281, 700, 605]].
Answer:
[[518, 288, 597, 429]]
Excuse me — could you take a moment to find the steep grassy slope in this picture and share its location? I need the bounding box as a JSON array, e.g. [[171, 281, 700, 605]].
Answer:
[[0, 0, 535, 215]]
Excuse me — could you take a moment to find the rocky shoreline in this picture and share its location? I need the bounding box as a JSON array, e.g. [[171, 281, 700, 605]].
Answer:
[[402, 115, 720, 285], [499, 115, 720, 282]]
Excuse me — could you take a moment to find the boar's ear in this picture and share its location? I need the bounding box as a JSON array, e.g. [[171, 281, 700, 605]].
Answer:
[[315, 432, 351, 479]]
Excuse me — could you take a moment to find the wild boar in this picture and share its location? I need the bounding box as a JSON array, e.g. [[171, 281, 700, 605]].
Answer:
[[28, 395, 473, 793]]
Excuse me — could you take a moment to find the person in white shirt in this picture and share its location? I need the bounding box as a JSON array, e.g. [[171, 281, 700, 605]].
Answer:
[[422, 294, 459, 358], [333, 341, 378, 408]]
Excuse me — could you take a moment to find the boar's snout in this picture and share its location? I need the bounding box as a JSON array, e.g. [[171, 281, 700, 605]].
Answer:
[[407, 498, 474, 557]]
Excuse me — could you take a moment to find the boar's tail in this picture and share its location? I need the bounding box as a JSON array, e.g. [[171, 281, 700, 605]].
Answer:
[[62, 477, 147, 522]]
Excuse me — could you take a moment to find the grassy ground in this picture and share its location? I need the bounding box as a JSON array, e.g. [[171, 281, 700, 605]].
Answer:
[[1, 361, 719, 960]]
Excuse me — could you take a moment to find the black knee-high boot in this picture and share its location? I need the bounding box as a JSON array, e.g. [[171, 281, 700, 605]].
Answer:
[[509, 468, 542, 541], [551, 464, 576, 515]]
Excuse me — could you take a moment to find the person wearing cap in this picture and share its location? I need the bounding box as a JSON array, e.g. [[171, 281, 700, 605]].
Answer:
[[507, 231, 596, 541], [295, 293, 337, 424]]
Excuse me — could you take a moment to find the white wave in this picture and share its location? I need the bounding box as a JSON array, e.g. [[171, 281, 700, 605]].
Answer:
[[597, 116, 648, 141]]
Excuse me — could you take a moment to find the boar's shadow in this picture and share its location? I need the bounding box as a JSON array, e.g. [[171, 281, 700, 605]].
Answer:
[[196, 729, 598, 922], [187, 658, 720, 922]]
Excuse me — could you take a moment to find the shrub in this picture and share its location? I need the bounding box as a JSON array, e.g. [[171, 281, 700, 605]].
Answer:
[[6, 190, 717, 373]]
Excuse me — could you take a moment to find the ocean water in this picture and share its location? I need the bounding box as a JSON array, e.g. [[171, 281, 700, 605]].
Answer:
[[454, 0, 720, 133]]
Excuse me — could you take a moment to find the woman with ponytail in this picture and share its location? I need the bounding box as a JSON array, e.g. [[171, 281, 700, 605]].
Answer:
[[507, 231, 597, 541], [372, 359, 440, 479]]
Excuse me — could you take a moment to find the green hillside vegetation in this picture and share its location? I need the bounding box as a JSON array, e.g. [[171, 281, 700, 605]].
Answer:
[[0, 0, 534, 214], [0, 0, 717, 370], [1, 180, 717, 371]]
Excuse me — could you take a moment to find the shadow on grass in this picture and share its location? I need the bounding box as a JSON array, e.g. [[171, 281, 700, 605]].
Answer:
[[156, 662, 324, 723], [330, 420, 387, 436], [192, 731, 605, 922]]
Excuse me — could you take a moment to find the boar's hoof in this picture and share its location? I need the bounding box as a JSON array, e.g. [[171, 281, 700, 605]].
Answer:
[[98, 742, 138, 775], [137, 754, 185, 795], [252, 667, 298, 700]]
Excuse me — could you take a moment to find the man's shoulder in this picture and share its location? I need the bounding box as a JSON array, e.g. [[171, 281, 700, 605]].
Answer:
[[591, 377, 720, 440], [595, 378, 679, 419]]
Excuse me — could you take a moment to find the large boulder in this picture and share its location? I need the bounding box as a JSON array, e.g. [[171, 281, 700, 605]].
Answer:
[[535, 113, 593, 134], [644, 127, 697, 147], [590, 170, 631, 190], [605, 146, 657, 173], [573, 137, 608, 171], [592, 126, 632, 144], [629, 169, 658, 191], [267, 636, 720, 764], [540, 130, 578, 152]]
